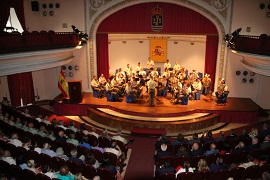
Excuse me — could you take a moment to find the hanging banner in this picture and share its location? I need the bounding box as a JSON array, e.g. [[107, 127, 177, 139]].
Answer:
[[150, 37, 167, 63], [151, 5, 163, 31]]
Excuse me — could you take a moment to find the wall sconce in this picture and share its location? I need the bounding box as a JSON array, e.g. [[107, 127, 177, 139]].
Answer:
[[242, 78, 247, 83], [173, 41, 178, 44], [249, 78, 254, 83], [139, 40, 143, 43], [235, 70, 241, 76], [122, 40, 127, 44], [108, 41, 111, 44], [62, 66, 66, 70], [68, 65, 73, 70], [74, 66, 79, 71], [190, 41, 195, 45]]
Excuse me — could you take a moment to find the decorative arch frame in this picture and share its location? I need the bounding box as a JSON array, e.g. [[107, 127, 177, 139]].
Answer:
[[86, 0, 230, 92]]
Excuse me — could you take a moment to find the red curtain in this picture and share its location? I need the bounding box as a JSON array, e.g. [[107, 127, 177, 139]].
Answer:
[[0, 0, 11, 32], [96, 2, 219, 86], [96, 34, 109, 79], [7, 72, 35, 107], [204, 36, 219, 91]]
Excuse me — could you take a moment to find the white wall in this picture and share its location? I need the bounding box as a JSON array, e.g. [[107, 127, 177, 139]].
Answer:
[[225, 0, 270, 109], [109, 40, 206, 74]]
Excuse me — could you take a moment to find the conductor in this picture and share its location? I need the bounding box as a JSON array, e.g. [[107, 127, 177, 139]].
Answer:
[[147, 76, 157, 107]]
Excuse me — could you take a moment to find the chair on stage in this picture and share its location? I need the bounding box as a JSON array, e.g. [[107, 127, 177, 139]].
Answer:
[[217, 91, 229, 105], [195, 92, 201, 100], [106, 92, 115, 102], [161, 87, 167, 97], [126, 94, 136, 103], [181, 96, 189, 105]]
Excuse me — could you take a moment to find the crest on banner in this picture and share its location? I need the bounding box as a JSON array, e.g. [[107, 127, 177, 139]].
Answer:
[[150, 37, 167, 62], [151, 5, 163, 32]]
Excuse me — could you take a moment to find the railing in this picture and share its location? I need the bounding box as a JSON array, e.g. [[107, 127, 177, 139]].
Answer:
[[0, 31, 79, 54], [233, 34, 270, 56]]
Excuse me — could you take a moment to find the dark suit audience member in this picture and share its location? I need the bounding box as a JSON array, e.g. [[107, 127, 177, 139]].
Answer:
[[189, 142, 203, 157], [175, 145, 189, 158], [154, 160, 175, 179], [215, 131, 225, 143], [232, 141, 247, 153], [246, 136, 259, 151], [260, 135, 270, 150], [205, 143, 219, 156], [209, 157, 228, 172], [258, 123, 270, 138], [155, 134, 171, 150], [188, 133, 200, 145], [226, 129, 238, 141], [200, 130, 214, 144], [154, 143, 172, 162]]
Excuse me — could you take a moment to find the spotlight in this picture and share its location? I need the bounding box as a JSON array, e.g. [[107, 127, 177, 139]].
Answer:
[[71, 25, 89, 46]]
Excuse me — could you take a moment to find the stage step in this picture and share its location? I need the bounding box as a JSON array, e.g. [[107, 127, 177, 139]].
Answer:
[[87, 108, 220, 136], [130, 127, 166, 136]]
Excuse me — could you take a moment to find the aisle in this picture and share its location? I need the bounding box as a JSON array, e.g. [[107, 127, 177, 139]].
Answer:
[[123, 135, 157, 180]]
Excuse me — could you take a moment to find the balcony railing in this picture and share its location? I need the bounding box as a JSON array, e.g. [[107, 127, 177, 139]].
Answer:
[[233, 34, 270, 56], [0, 30, 79, 54]]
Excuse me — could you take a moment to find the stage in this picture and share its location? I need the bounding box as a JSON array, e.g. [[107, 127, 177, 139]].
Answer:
[[53, 92, 260, 135]]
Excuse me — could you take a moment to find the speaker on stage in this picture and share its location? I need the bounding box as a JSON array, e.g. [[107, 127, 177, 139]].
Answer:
[[68, 80, 82, 103], [31, 1, 39, 11]]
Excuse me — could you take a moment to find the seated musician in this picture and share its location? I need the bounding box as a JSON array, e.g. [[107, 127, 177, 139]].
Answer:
[[202, 73, 211, 95], [126, 67, 135, 80], [189, 70, 199, 84], [138, 67, 147, 78], [173, 83, 191, 104], [171, 79, 182, 101], [168, 73, 178, 92], [98, 74, 107, 88], [131, 77, 141, 98], [146, 57, 155, 70], [191, 78, 202, 100], [215, 79, 229, 103], [164, 59, 171, 71], [158, 76, 167, 96], [178, 67, 187, 84], [136, 62, 142, 74], [112, 75, 125, 96], [151, 68, 159, 79], [162, 69, 171, 80], [91, 76, 104, 98], [125, 81, 137, 102], [173, 61, 181, 75], [105, 78, 121, 101]]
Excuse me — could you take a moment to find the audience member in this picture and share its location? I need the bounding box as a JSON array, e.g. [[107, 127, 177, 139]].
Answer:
[[232, 141, 247, 153], [79, 135, 91, 150], [88, 127, 99, 139], [200, 130, 214, 144], [26, 159, 40, 174], [209, 157, 228, 172], [112, 130, 128, 145], [262, 171, 270, 180], [8, 133, 22, 147], [55, 130, 67, 143], [175, 161, 194, 177], [260, 135, 270, 150], [249, 128, 258, 138], [215, 131, 225, 143], [246, 136, 259, 151], [155, 134, 171, 150], [205, 143, 219, 156], [104, 141, 122, 159], [238, 154, 257, 168], [56, 147, 69, 161], [41, 143, 57, 157], [85, 151, 100, 169], [259, 123, 270, 138], [100, 154, 117, 175], [16, 155, 28, 170], [225, 129, 238, 141], [66, 132, 79, 146], [154, 143, 172, 162], [155, 160, 175, 179], [30, 140, 41, 153], [69, 149, 84, 165], [68, 121, 78, 133], [37, 125, 48, 137], [13, 117, 22, 128], [189, 142, 203, 157], [22, 136, 32, 150], [47, 129, 56, 141], [57, 165, 75, 180], [2, 150, 16, 165], [188, 133, 200, 145], [173, 133, 187, 145], [57, 120, 68, 130], [175, 145, 189, 158], [27, 122, 37, 134], [197, 159, 210, 172], [40, 164, 57, 179], [239, 128, 250, 140]]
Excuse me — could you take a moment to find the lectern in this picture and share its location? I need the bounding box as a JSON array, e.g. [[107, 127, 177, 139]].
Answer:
[[68, 80, 82, 103]]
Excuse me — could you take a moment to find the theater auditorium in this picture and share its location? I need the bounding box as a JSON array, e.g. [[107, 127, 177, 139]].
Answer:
[[0, 0, 270, 179]]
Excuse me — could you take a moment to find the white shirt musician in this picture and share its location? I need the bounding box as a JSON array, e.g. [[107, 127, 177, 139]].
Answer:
[[98, 74, 107, 86], [146, 58, 155, 70], [173, 61, 181, 74], [151, 68, 159, 78], [162, 69, 171, 79], [136, 62, 142, 72], [164, 59, 171, 70], [147, 76, 157, 107]]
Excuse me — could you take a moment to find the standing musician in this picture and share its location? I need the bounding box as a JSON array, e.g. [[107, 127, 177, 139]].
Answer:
[[91, 76, 104, 98], [215, 78, 229, 100], [202, 73, 211, 95], [147, 76, 157, 107]]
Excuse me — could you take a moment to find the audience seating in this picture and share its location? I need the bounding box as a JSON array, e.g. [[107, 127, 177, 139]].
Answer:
[[66, 160, 82, 174], [196, 170, 211, 180], [209, 169, 229, 180], [98, 136, 111, 148], [82, 164, 97, 179], [22, 169, 38, 180], [206, 153, 220, 166], [158, 172, 175, 180], [176, 172, 194, 179], [92, 149, 104, 163], [242, 165, 260, 180], [228, 167, 245, 180], [97, 167, 117, 180]]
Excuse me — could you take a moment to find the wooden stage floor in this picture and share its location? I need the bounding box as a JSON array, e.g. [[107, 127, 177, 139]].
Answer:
[[54, 92, 260, 124]]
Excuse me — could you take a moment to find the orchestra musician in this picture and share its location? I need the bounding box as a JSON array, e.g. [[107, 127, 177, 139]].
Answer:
[[105, 78, 121, 101], [178, 67, 187, 84], [125, 81, 137, 102], [162, 69, 171, 80], [164, 59, 171, 71], [91, 76, 104, 98], [173, 61, 181, 75], [191, 78, 202, 100], [159, 76, 168, 96], [171, 79, 182, 101], [168, 73, 178, 93], [98, 74, 107, 88], [151, 68, 159, 79], [173, 83, 191, 104], [138, 67, 147, 78], [146, 57, 155, 70], [147, 76, 157, 107], [215, 78, 229, 102], [136, 62, 142, 73], [202, 73, 211, 95]]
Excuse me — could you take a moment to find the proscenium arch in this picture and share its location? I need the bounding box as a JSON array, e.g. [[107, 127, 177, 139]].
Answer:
[[88, 0, 227, 92]]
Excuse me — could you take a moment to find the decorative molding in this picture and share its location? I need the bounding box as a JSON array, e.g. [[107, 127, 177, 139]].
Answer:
[[88, 0, 227, 82]]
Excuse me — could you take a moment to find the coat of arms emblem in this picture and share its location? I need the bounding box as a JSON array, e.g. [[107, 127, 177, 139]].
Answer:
[[152, 5, 163, 32]]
